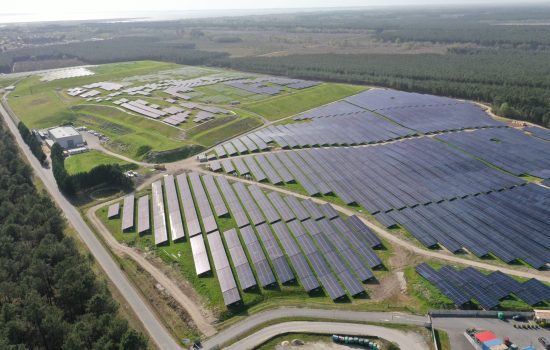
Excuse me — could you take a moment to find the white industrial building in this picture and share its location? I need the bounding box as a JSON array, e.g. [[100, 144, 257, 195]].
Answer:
[[48, 126, 83, 149]]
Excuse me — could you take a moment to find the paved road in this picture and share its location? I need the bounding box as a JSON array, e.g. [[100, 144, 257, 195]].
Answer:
[[0, 101, 181, 350], [201, 307, 428, 349], [224, 321, 429, 350]]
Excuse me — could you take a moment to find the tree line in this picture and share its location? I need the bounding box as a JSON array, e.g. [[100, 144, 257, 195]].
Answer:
[[215, 49, 550, 128], [18, 121, 47, 165], [51, 144, 133, 196], [0, 36, 228, 73], [0, 120, 148, 349]]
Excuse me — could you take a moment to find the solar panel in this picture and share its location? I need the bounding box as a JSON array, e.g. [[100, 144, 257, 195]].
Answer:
[[289, 254, 320, 292], [176, 173, 202, 237], [232, 158, 250, 176], [267, 191, 296, 222], [331, 217, 383, 268], [202, 174, 229, 217], [256, 155, 283, 185], [222, 142, 238, 156], [284, 196, 310, 221], [319, 203, 339, 220], [189, 172, 218, 233], [207, 231, 241, 306], [224, 229, 257, 290], [121, 194, 135, 231], [209, 161, 222, 172], [151, 181, 168, 245], [248, 185, 281, 224], [255, 223, 295, 283], [233, 182, 265, 226], [221, 159, 235, 173], [216, 177, 250, 228], [238, 226, 276, 287], [244, 157, 267, 182], [265, 153, 294, 183], [345, 215, 382, 248], [107, 203, 120, 219], [301, 199, 324, 221], [164, 175, 185, 241], [190, 235, 211, 276], [137, 195, 150, 234]]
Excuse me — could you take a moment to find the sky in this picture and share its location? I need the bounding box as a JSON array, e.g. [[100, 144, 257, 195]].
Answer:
[[3, 0, 549, 14]]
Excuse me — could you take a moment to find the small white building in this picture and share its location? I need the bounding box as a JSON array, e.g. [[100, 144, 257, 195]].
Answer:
[[48, 126, 83, 149]]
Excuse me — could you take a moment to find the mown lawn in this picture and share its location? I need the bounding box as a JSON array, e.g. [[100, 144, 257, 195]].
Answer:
[[65, 150, 133, 175], [240, 83, 367, 121]]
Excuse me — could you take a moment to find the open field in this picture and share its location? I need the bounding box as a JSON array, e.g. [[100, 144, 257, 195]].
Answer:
[[240, 84, 367, 121], [65, 150, 134, 175]]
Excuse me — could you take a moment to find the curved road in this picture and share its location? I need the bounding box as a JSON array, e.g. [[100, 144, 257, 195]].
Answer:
[[225, 321, 428, 350], [201, 307, 427, 349], [0, 101, 181, 349]]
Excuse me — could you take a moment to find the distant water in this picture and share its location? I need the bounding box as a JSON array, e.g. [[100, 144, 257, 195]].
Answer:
[[0, 8, 353, 25]]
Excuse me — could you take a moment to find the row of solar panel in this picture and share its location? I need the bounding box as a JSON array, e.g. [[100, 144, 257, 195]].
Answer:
[[219, 137, 524, 213], [111, 172, 384, 305], [213, 133, 270, 159], [386, 184, 550, 269], [416, 264, 550, 310], [437, 128, 550, 179]]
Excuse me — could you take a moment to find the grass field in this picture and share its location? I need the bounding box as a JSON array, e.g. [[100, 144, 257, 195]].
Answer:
[[240, 84, 367, 121], [189, 110, 263, 147], [65, 150, 134, 175]]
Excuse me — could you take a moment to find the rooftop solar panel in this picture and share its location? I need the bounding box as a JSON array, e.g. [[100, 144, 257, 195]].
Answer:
[[137, 195, 150, 234], [121, 195, 135, 231]]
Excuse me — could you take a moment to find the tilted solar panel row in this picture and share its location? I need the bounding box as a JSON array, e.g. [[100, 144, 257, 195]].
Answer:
[[151, 181, 168, 245], [223, 229, 257, 290], [216, 176, 249, 228], [239, 225, 276, 287], [243, 157, 267, 182], [255, 223, 295, 283], [176, 173, 202, 237], [137, 195, 150, 234], [163, 175, 186, 241], [121, 194, 135, 231], [267, 191, 296, 222], [189, 172, 218, 234], [201, 174, 229, 217], [233, 182, 266, 226], [207, 231, 241, 306], [248, 185, 281, 224], [255, 154, 283, 185]]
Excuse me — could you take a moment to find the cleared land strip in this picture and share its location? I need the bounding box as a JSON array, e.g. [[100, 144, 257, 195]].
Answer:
[[202, 308, 427, 350], [196, 169, 550, 283], [224, 321, 428, 350], [87, 200, 217, 337]]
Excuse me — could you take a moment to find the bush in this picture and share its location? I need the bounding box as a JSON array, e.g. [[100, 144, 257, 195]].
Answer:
[[18, 122, 47, 164]]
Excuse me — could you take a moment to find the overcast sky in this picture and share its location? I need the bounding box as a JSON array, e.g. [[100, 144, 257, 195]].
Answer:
[[3, 0, 549, 13]]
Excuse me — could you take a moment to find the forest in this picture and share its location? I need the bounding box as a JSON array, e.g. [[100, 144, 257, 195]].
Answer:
[[0, 120, 147, 349]]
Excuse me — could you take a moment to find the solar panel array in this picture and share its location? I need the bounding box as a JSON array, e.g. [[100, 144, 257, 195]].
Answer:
[[121, 195, 135, 231], [233, 182, 265, 226], [345, 89, 504, 133], [388, 184, 550, 268], [248, 113, 415, 148], [216, 176, 250, 228], [151, 181, 168, 245], [164, 175, 185, 241], [217, 134, 270, 160], [225, 138, 524, 213], [437, 128, 550, 179], [207, 231, 241, 306], [239, 225, 276, 287], [524, 126, 550, 141], [416, 263, 550, 309], [255, 223, 295, 284], [190, 235, 211, 276]]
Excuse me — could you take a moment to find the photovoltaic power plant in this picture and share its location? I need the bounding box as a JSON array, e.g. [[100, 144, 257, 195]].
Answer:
[[207, 231, 241, 306], [176, 173, 202, 237], [163, 175, 185, 242], [137, 195, 150, 234], [416, 264, 550, 309]]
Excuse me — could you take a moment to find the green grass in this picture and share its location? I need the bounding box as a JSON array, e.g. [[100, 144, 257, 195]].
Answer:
[[434, 329, 451, 350], [240, 84, 367, 121], [65, 150, 134, 175], [190, 111, 263, 147]]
